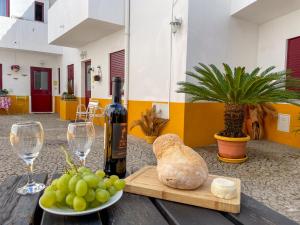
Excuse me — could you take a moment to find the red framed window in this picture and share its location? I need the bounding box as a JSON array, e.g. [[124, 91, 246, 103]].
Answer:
[[110, 50, 125, 95], [58, 68, 61, 94], [0, 0, 9, 17], [287, 36, 300, 79], [34, 1, 44, 22], [0, 64, 2, 89]]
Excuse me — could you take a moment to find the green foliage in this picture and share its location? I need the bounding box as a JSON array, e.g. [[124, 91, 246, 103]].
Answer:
[[177, 63, 300, 105], [0, 89, 8, 96]]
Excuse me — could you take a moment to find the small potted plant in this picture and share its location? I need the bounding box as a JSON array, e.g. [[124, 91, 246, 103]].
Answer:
[[130, 106, 169, 144], [177, 63, 300, 163], [61, 92, 76, 101], [0, 89, 8, 96], [11, 65, 20, 72]]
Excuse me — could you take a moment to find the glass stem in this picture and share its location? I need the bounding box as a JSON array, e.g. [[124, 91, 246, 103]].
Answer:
[[27, 163, 34, 185], [80, 158, 86, 167]]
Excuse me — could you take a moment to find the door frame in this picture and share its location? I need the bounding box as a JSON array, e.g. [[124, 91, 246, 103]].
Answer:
[[84, 60, 91, 108], [30, 66, 52, 113]]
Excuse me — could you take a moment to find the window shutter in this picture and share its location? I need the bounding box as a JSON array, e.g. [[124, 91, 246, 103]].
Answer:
[[67, 64, 74, 94], [287, 37, 300, 78], [110, 50, 125, 95]]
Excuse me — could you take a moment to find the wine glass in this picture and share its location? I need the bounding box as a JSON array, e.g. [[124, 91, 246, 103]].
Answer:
[[10, 121, 45, 195], [67, 122, 95, 166]]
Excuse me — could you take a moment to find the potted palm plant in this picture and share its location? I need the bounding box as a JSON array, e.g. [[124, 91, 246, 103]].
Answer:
[[130, 106, 169, 144], [177, 63, 300, 163]]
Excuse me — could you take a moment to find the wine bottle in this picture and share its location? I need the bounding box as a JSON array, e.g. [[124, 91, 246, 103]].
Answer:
[[103, 77, 127, 178]]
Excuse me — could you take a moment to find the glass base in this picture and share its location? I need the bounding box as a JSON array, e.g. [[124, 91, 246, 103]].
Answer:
[[17, 182, 45, 195]]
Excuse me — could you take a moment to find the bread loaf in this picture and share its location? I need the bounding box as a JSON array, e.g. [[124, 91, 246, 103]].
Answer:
[[153, 134, 208, 190]]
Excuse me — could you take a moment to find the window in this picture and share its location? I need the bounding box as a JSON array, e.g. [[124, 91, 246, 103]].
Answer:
[[110, 50, 125, 95], [34, 1, 44, 22], [0, 0, 9, 17], [67, 64, 74, 94], [0, 64, 2, 89], [287, 36, 300, 78]]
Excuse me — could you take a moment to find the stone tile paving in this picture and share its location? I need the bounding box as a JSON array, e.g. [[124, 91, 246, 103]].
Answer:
[[0, 114, 299, 223]]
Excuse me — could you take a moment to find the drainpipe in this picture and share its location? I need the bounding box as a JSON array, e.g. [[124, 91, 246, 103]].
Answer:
[[124, 0, 130, 109], [167, 0, 177, 118]]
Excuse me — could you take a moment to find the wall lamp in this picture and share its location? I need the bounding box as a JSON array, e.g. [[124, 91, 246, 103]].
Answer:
[[170, 17, 182, 34]]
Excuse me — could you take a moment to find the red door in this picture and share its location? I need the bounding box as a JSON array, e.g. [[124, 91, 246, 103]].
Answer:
[[85, 61, 91, 107], [67, 64, 74, 94], [31, 67, 52, 112]]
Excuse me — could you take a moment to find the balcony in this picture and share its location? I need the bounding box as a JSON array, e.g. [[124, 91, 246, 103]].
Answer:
[[0, 16, 62, 54], [231, 0, 300, 24], [48, 0, 125, 48]]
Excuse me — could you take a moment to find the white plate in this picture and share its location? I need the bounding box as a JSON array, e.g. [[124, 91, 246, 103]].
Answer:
[[39, 190, 123, 216]]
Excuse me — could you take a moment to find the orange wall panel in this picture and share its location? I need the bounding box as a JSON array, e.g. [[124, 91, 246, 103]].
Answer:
[[0, 95, 29, 115], [264, 104, 300, 148], [184, 102, 224, 147]]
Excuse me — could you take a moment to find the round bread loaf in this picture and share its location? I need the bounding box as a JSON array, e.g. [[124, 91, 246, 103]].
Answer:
[[153, 134, 208, 190]]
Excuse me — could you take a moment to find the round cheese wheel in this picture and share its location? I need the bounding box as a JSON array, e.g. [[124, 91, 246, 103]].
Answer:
[[211, 178, 237, 200]]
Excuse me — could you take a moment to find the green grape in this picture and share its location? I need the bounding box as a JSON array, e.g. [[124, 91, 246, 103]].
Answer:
[[73, 196, 87, 211], [78, 167, 91, 174], [109, 175, 119, 183], [75, 179, 88, 197], [66, 192, 76, 207], [103, 178, 112, 188], [68, 168, 77, 176], [95, 170, 106, 179], [45, 184, 56, 192], [108, 186, 117, 196], [55, 190, 66, 203], [97, 180, 106, 189], [68, 174, 81, 192], [83, 174, 99, 188], [51, 179, 58, 187], [90, 199, 101, 208], [82, 171, 93, 177], [113, 179, 126, 191], [57, 174, 71, 192], [96, 189, 110, 203], [84, 189, 96, 202], [40, 190, 56, 208]]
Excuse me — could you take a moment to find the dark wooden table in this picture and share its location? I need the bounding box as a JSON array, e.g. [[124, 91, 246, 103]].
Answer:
[[0, 174, 298, 225]]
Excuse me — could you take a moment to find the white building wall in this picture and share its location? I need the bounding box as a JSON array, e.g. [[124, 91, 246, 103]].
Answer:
[[58, 47, 81, 96], [0, 0, 62, 54], [56, 0, 188, 103], [186, 0, 258, 74], [257, 9, 300, 70], [129, 0, 188, 103], [10, 0, 48, 23], [79, 30, 125, 99], [0, 48, 60, 96]]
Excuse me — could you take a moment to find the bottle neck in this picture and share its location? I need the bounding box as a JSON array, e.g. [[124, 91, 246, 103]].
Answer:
[[112, 80, 122, 103]]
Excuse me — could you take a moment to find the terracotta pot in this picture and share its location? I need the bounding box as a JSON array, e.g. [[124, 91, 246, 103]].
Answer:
[[214, 134, 250, 160], [145, 136, 157, 144]]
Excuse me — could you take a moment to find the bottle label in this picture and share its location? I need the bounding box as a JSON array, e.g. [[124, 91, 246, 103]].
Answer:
[[112, 123, 127, 159]]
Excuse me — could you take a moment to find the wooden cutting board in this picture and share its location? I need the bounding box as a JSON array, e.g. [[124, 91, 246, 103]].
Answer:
[[125, 166, 241, 213]]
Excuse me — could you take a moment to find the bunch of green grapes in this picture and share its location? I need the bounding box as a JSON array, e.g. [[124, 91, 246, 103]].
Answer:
[[40, 167, 126, 212]]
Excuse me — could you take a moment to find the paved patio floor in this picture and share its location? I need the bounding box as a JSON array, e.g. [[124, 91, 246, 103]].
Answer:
[[0, 114, 299, 223]]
